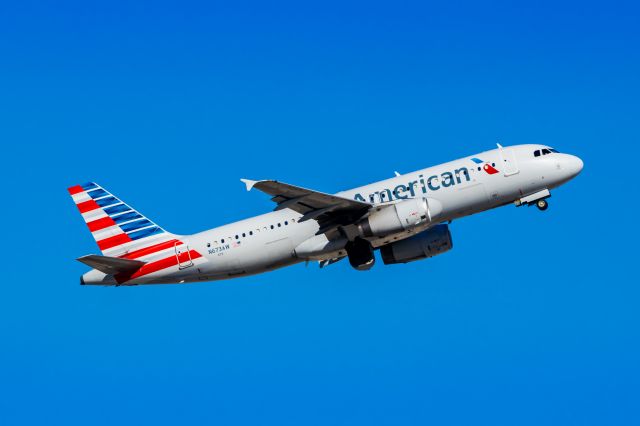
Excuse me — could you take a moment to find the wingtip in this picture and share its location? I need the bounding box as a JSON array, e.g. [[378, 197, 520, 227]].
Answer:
[[240, 179, 258, 191]]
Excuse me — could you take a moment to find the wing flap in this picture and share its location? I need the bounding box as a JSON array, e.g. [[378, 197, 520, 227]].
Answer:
[[77, 254, 145, 275], [319, 256, 346, 268]]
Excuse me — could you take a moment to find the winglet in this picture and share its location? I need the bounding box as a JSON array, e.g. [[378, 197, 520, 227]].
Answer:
[[240, 179, 258, 191]]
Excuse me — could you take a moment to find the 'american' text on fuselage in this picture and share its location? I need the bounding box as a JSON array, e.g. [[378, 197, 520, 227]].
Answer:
[[353, 167, 471, 203]]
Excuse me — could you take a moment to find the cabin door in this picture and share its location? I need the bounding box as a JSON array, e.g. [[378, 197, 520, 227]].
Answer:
[[175, 243, 194, 269], [499, 146, 519, 176]]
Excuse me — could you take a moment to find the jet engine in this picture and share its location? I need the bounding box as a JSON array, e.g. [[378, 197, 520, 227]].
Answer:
[[357, 198, 443, 238], [346, 237, 375, 271], [380, 224, 453, 264]]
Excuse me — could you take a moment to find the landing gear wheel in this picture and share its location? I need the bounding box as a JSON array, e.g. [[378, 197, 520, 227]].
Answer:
[[536, 199, 548, 211]]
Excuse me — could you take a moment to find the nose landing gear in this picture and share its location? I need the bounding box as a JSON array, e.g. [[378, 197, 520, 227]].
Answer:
[[536, 199, 548, 211], [515, 189, 551, 211]]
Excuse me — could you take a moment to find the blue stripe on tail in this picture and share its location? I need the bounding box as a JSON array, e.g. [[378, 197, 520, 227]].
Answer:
[[111, 211, 143, 224], [120, 219, 153, 232], [81, 182, 98, 191], [105, 204, 131, 215], [87, 188, 109, 199], [128, 227, 164, 240], [96, 196, 120, 208]]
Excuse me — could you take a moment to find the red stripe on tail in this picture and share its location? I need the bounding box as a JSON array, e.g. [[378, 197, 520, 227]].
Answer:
[[77, 199, 100, 213], [97, 233, 133, 251], [68, 185, 84, 195], [120, 239, 181, 260], [118, 250, 202, 282], [87, 216, 117, 232]]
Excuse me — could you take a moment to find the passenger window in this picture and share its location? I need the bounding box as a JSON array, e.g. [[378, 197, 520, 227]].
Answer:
[[249, 231, 253, 236], [277, 223, 281, 227], [270, 225, 274, 229], [221, 239, 225, 243], [284, 221, 288, 226], [242, 233, 246, 237]]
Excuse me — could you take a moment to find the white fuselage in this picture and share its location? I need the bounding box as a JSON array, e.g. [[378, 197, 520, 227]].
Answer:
[[83, 144, 583, 285]]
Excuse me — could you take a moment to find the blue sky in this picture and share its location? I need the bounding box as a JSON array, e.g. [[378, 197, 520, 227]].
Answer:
[[0, 1, 638, 424]]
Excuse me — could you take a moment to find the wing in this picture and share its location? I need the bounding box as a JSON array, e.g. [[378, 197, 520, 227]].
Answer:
[[241, 179, 371, 233]]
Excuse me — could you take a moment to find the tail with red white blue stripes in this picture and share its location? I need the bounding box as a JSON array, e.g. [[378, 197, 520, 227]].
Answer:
[[67, 182, 177, 258]]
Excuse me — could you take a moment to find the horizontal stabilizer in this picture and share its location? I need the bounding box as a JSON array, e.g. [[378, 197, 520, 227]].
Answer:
[[77, 254, 145, 275]]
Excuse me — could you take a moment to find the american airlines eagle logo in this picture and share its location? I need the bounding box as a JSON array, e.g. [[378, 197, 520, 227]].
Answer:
[[471, 157, 499, 175]]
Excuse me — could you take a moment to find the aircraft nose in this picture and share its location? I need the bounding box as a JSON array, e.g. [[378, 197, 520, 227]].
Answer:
[[566, 154, 584, 178], [556, 154, 583, 182]]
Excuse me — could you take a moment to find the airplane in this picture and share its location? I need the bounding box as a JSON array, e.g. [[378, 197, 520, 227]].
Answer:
[[69, 144, 583, 286]]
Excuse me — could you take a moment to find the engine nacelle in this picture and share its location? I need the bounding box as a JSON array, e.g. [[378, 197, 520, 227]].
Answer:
[[380, 224, 453, 264], [346, 238, 375, 271], [358, 198, 443, 237]]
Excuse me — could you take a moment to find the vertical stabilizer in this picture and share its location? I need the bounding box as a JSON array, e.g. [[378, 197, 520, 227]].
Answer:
[[67, 182, 177, 258]]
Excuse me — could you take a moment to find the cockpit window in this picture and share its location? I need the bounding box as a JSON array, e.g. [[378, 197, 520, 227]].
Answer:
[[535, 148, 560, 157], [534, 148, 560, 157]]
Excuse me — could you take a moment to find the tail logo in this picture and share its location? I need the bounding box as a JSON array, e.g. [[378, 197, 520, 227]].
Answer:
[[67, 182, 167, 255]]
